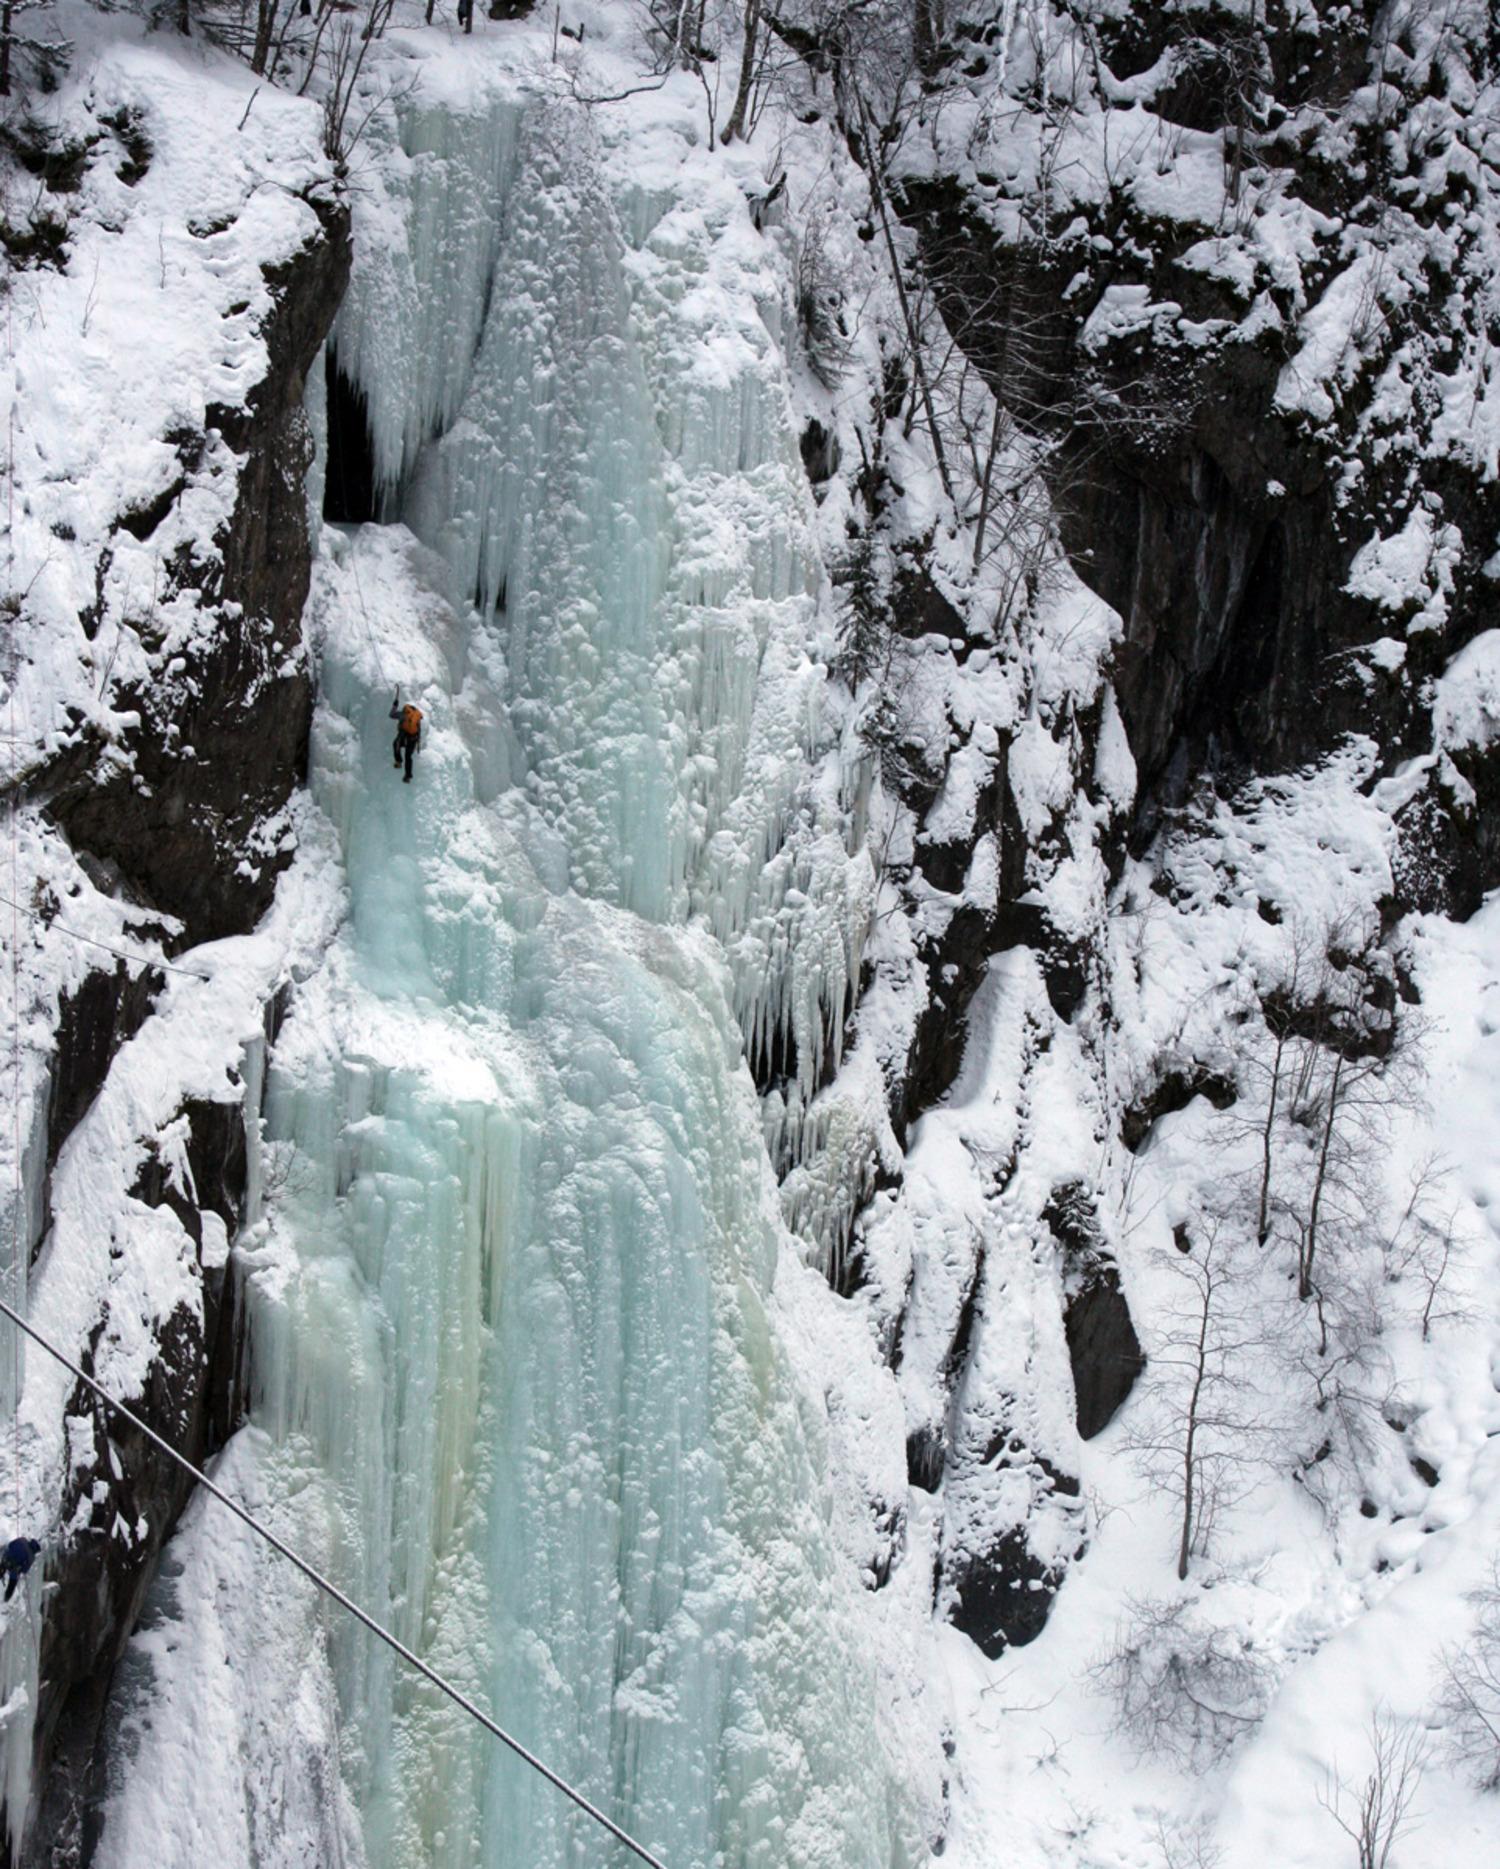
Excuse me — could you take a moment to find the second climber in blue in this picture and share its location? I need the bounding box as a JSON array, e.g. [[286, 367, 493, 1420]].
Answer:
[[2, 1538, 39, 1601], [390, 695, 423, 784]]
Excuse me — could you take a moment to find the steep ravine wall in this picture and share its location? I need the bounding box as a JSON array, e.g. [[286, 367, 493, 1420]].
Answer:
[[19, 7, 1494, 1849], [733, 0, 1499, 1671], [802, 0, 1500, 1673], [906, 0, 1500, 899], [5, 189, 348, 1866], [38, 191, 349, 951]]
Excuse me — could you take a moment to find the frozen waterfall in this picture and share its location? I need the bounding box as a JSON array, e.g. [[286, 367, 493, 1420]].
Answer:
[[93, 67, 911, 1869]]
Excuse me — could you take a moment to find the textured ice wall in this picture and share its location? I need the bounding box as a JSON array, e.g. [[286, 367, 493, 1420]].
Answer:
[[333, 83, 872, 1136], [97, 69, 920, 1869], [234, 530, 908, 1869]]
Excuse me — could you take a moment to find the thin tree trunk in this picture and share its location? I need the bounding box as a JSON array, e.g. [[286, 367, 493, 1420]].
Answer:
[[912, 0, 936, 73], [1257, 1028, 1285, 1245], [0, 5, 13, 97], [972, 397, 1005, 571], [721, 0, 759, 142], [251, 0, 278, 73], [1301, 1050, 1343, 1300], [854, 88, 955, 509], [1179, 1284, 1211, 1580]]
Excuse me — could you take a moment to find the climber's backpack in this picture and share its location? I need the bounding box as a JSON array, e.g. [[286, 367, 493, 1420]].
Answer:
[[400, 705, 423, 738]]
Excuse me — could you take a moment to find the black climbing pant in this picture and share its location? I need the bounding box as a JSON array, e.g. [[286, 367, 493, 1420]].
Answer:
[[393, 730, 417, 783]]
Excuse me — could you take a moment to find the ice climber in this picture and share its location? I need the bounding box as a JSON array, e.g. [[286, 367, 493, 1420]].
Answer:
[[390, 695, 423, 783], [2, 1538, 39, 1601]]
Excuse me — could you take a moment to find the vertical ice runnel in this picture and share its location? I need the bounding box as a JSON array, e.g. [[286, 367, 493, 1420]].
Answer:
[[96, 65, 915, 1869]]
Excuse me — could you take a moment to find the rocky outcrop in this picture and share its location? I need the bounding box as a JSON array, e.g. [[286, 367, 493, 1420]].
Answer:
[[837, 0, 1500, 1674], [1121, 1060, 1237, 1155], [871, 582, 1118, 1146], [22, 1097, 251, 1869], [1045, 1184, 1145, 1442], [946, 1523, 1073, 1658], [46, 192, 350, 947], [804, 410, 1135, 1659], [9, 183, 347, 1862], [925, 1184, 1141, 1660], [44, 963, 162, 1220], [909, 0, 1500, 838]]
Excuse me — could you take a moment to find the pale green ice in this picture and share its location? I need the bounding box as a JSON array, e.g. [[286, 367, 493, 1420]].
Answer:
[[98, 79, 911, 1869]]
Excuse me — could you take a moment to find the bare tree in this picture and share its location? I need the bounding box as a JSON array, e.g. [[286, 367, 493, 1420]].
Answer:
[[1296, 1038, 1381, 1302], [1231, 918, 1320, 1247], [720, 0, 762, 140], [1090, 1596, 1273, 1770], [793, 208, 851, 389], [191, 0, 400, 162], [1124, 1220, 1273, 1579], [1318, 1710, 1427, 1869], [1238, 909, 1422, 1312], [1435, 1564, 1500, 1792], [317, 0, 397, 165], [1381, 1155, 1469, 1341], [1285, 1259, 1397, 1518], [934, 353, 1060, 631], [851, 81, 955, 506], [1150, 1811, 1224, 1869]]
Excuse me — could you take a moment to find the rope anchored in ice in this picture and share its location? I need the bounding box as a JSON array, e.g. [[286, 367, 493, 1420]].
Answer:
[[0, 1294, 673, 1869]]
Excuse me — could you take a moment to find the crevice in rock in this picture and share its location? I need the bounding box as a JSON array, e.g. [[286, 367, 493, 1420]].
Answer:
[[323, 346, 380, 525]]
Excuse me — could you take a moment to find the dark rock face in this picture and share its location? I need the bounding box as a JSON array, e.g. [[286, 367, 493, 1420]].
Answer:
[[1121, 1062, 1238, 1155], [10, 196, 348, 1863], [1065, 1277, 1145, 1443], [1393, 736, 1500, 922], [818, 431, 1128, 1661], [45, 963, 161, 1189], [906, 1424, 945, 1494], [1045, 1183, 1145, 1442], [878, 636, 1114, 1147], [799, 417, 841, 489], [909, 0, 1500, 817], [945, 1526, 1068, 1657], [938, 1417, 1086, 1656], [905, 1198, 1090, 1653], [18, 1098, 252, 1869], [47, 192, 351, 947]]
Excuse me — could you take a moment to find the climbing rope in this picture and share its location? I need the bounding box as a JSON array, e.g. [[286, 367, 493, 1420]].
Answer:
[[346, 544, 391, 699], [0, 1292, 673, 1869], [0, 894, 212, 982]]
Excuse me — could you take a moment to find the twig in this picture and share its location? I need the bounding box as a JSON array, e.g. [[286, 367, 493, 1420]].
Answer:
[[569, 71, 669, 105]]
